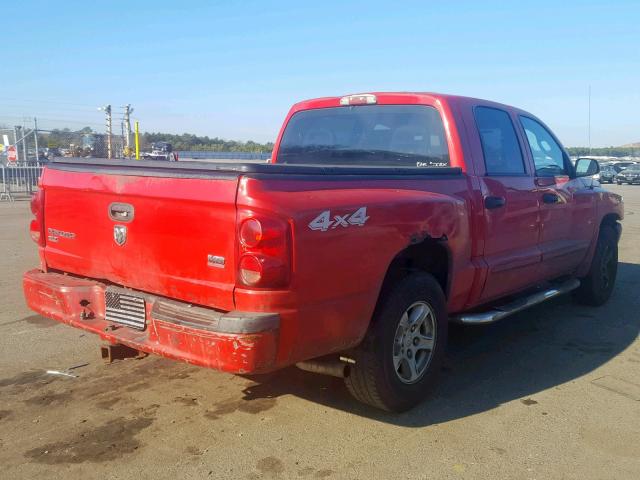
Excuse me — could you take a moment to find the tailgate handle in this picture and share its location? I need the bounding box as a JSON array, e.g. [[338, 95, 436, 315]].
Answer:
[[109, 203, 134, 222]]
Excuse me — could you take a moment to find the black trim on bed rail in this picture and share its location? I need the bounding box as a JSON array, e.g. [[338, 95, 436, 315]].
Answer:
[[48, 157, 463, 179]]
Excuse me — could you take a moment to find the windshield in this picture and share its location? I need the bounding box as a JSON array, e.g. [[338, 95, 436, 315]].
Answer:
[[277, 105, 450, 167], [623, 164, 640, 171]]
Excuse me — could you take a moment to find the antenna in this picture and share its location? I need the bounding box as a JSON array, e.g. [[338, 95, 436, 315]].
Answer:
[[588, 85, 592, 155]]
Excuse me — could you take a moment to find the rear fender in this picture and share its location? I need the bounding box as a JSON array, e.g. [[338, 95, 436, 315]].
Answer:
[[234, 175, 475, 363]]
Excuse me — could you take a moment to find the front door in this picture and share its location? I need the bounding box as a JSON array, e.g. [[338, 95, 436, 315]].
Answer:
[[518, 116, 595, 279]]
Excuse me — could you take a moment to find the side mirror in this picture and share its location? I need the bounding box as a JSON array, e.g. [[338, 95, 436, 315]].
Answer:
[[575, 158, 599, 177]]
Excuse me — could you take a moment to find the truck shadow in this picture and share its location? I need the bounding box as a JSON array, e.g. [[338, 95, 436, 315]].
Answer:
[[242, 261, 640, 426]]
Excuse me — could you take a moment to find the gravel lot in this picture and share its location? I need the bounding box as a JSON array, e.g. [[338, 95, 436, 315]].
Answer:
[[1, 185, 639, 480]]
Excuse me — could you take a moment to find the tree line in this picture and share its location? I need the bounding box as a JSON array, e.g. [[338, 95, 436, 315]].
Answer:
[[32, 126, 640, 157], [142, 132, 273, 152], [35, 127, 274, 153], [566, 146, 640, 157]]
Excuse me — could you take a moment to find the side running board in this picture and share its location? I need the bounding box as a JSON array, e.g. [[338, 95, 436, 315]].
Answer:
[[452, 278, 581, 325]]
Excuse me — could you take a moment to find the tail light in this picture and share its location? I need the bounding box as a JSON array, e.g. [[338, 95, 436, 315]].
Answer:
[[237, 213, 290, 288], [29, 189, 45, 246]]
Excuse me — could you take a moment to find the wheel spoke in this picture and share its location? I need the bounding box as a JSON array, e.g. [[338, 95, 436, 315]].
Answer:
[[399, 311, 409, 330], [409, 303, 427, 326], [405, 357, 419, 382], [393, 354, 403, 372], [414, 334, 434, 351]]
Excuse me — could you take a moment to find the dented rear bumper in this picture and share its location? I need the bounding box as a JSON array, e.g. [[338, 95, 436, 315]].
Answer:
[[23, 269, 279, 373]]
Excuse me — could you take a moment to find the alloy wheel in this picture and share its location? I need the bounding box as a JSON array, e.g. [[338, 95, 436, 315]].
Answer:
[[392, 301, 437, 384]]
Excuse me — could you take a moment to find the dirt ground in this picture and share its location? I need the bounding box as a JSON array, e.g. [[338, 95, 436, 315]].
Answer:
[[1, 185, 639, 480]]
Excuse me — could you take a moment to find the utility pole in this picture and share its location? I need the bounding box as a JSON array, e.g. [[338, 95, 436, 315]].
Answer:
[[14, 125, 28, 162], [106, 104, 112, 159], [100, 104, 113, 159], [588, 85, 592, 155], [33, 117, 39, 164], [22, 120, 29, 162], [13, 126, 19, 162], [123, 104, 133, 152]]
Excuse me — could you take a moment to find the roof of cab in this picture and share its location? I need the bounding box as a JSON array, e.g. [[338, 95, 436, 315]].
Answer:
[[292, 92, 513, 110]]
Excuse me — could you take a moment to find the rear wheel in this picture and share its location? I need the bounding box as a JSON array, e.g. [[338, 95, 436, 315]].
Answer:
[[574, 225, 618, 306], [344, 273, 447, 412]]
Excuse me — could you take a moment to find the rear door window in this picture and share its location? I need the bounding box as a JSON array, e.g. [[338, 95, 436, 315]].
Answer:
[[474, 106, 526, 175], [277, 105, 450, 167]]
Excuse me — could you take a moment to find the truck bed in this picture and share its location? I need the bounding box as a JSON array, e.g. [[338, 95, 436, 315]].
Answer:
[[41, 158, 463, 313]]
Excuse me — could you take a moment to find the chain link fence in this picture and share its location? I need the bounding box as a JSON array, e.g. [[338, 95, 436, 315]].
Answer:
[[1, 118, 126, 165], [0, 115, 272, 201], [1, 118, 125, 201], [0, 164, 43, 201]]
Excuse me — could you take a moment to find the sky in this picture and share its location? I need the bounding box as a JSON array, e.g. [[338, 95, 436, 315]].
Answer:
[[1, 0, 639, 147]]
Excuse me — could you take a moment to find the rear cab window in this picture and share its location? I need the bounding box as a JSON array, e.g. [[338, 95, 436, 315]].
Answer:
[[276, 105, 450, 167]]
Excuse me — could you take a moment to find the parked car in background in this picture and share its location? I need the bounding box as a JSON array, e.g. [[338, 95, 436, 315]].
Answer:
[[142, 142, 178, 161], [611, 161, 637, 172], [616, 163, 640, 184], [599, 164, 618, 183], [44, 147, 61, 159]]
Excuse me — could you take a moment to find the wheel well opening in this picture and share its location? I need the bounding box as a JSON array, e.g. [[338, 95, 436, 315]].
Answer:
[[379, 239, 450, 301]]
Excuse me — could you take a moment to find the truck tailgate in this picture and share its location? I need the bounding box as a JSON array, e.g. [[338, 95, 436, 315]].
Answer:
[[41, 166, 239, 311]]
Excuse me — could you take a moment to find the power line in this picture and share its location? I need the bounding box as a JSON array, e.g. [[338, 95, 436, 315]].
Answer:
[[0, 97, 101, 108], [20, 117, 103, 126]]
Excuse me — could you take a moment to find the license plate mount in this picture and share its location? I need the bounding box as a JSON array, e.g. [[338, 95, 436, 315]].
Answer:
[[105, 288, 146, 330]]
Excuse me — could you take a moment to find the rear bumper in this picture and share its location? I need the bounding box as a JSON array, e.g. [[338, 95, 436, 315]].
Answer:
[[23, 269, 279, 374]]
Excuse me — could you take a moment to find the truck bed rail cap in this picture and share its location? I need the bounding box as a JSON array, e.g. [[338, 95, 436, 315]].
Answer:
[[48, 157, 463, 177]]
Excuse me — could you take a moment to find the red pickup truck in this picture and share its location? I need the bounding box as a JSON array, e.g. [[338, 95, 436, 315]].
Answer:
[[24, 93, 623, 411]]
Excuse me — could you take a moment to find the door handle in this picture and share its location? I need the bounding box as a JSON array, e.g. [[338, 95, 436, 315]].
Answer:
[[484, 196, 506, 209], [542, 193, 560, 204]]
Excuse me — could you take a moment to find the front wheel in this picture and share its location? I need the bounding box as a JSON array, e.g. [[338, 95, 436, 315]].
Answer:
[[344, 273, 447, 412], [574, 225, 618, 306]]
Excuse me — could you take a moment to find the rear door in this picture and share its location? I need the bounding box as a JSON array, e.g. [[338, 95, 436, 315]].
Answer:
[[518, 116, 595, 278], [471, 106, 543, 302]]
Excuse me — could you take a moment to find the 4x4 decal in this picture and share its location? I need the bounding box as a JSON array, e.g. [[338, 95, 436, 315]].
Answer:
[[308, 207, 370, 231]]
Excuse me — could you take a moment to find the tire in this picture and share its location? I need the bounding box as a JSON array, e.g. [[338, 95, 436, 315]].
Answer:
[[617, 181, 623, 185], [344, 273, 448, 412], [574, 225, 618, 306]]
